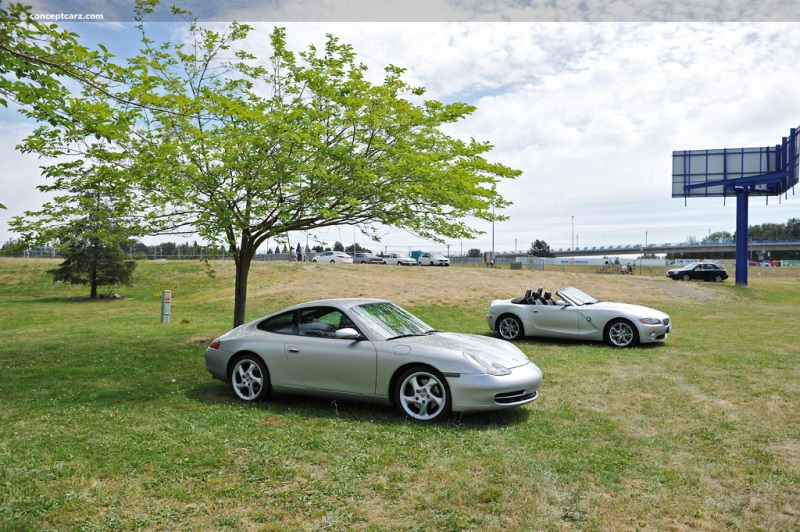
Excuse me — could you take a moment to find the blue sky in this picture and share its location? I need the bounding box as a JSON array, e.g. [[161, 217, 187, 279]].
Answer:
[[2, 1, 799, 255]]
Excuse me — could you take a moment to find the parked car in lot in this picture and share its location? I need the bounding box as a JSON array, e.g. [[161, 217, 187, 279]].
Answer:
[[353, 252, 385, 264], [312, 251, 353, 264], [205, 298, 543, 422], [383, 252, 417, 266], [487, 286, 671, 348], [666, 262, 728, 282], [417, 251, 450, 266]]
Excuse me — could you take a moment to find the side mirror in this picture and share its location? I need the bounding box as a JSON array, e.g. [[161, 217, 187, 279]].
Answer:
[[335, 327, 361, 340]]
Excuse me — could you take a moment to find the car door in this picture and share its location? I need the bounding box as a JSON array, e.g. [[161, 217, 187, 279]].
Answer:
[[525, 303, 580, 337], [283, 306, 378, 394]]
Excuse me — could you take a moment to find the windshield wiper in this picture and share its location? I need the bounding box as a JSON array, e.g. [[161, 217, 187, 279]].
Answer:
[[424, 329, 442, 335]]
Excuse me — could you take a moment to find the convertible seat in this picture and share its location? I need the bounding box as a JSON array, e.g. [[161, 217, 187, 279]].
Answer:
[[511, 288, 533, 305], [534, 287, 544, 304]]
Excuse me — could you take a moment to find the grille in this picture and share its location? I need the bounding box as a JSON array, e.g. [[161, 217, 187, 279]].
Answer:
[[495, 390, 538, 405]]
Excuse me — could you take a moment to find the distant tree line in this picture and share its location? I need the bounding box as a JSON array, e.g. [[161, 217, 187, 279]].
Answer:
[[670, 218, 800, 260]]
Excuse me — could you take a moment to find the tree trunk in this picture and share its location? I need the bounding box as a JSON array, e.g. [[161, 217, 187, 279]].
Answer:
[[89, 240, 99, 299], [232, 239, 255, 328]]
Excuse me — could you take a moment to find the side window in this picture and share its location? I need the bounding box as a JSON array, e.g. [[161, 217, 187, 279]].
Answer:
[[299, 307, 354, 339], [257, 311, 296, 335]]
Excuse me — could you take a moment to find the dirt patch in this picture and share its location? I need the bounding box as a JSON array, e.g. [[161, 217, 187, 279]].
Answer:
[[242, 262, 726, 310]]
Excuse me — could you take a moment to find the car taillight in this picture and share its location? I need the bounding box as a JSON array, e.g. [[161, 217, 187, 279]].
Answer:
[[209, 341, 221, 349]]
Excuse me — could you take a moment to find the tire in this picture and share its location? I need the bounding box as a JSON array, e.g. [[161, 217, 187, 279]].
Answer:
[[497, 314, 524, 341], [605, 319, 639, 348], [713, 275, 723, 282], [681, 274, 690, 281], [395, 366, 451, 422], [230, 354, 270, 402]]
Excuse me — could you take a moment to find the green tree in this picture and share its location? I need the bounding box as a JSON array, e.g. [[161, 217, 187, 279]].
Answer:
[[18, 3, 518, 327], [1, 3, 113, 117], [529, 239, 555, 257], [702, 231, 733, 244], [1, 3, 114, 208], [467, 248, 482, 257], [42, 189, 137, 298], [49, 229, 136, 299]]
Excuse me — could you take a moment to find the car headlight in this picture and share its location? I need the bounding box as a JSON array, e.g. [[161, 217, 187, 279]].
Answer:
[[463, 352, 512, 376], [639, 317, 662, 325]]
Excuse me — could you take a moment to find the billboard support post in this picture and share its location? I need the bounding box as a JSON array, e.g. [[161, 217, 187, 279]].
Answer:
[[735, 189, 748, 285]]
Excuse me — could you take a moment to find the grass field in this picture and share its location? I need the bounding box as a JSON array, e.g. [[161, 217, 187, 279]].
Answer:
[[1, 258, 798, 530]]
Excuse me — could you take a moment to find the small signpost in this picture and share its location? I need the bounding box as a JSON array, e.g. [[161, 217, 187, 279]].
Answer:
[[161, 290, 171, 324]]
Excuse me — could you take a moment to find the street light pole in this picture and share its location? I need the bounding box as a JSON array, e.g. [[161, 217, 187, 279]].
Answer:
[[571, 216, 574, 251]]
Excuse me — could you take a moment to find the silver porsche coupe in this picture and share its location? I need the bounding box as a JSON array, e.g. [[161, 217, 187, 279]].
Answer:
[[487, 287, 671, 348], [205, 298, 542, 422]]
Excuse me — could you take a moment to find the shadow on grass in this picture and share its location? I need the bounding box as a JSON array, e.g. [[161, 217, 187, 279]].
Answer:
[[5, 296, 128, 304], [186, 380, 532, 429], [478, 331, 667, 352]]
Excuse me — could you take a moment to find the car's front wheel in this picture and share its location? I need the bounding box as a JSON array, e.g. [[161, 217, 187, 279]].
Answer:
[[681, 274, 691, 281], [395, 366, 451, 422], [230, 354, 270, 402], [497, 314, 524, 341], [713, 274, 724, 282], [605, 319, 639, 348]]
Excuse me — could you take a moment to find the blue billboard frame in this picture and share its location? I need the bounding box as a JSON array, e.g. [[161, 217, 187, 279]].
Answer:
[[672, 126, 798, 285]]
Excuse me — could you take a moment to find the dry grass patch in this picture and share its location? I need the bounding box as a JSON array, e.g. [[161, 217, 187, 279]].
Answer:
[[236, 261, 716, 313]]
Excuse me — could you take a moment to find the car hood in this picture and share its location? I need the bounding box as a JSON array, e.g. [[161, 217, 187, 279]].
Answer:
[[396, 332, 531, 368]]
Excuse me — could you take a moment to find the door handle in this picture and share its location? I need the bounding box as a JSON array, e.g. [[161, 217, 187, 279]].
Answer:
[[288, 346, 300, 353]]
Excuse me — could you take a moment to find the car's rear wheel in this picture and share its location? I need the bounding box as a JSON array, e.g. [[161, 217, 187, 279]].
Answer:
[[230, 354, 270, 402], [605, 319, 639, 348], [395, 366, 451, 422], [497, 314, 523, 341], [681, 274, 691, 281]]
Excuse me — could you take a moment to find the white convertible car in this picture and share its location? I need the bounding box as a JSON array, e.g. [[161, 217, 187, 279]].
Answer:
[[486, 287, 671, 347]]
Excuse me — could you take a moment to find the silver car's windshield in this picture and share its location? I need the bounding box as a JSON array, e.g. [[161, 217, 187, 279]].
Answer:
[[350, 302, 435, 341], [558, 287, 598, 306]]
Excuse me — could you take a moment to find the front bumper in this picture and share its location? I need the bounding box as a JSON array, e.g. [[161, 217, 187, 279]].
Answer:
[[637, 321, 672, 343], [449, 362, 542, 413]]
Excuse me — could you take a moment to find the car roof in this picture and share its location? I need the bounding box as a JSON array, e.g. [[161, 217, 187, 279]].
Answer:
[[282, 298, 389, 312]]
